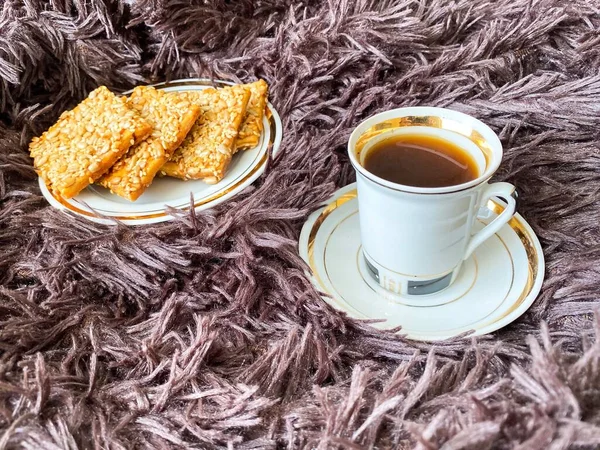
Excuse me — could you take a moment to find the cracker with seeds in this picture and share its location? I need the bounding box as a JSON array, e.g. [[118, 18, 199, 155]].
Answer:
[[235, 80, 269, 151], [160, 85, 251, 184], [98, 86, 201, 201], [29, 86, 152, 199]]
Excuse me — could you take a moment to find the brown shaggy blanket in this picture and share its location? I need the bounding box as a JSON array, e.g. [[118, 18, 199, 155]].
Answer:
[[1, 0, 600, 448]]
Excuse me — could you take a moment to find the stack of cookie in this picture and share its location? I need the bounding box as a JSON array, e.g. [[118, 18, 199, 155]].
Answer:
[[29, 80, 269, 201]]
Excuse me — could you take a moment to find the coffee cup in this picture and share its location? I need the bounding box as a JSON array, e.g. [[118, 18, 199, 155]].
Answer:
[[348, 107, 517, 296]]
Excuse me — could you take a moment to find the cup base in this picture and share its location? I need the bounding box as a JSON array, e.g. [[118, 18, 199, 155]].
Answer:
[[361, 249, 461, 297], [359, 249, 476, 307]]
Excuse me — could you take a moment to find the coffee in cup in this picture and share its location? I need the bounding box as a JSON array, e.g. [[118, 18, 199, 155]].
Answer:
[[363, 133, 480, 188]]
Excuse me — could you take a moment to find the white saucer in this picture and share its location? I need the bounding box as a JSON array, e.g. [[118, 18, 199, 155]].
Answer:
[[299, 183, 545, 341], [39, 78, 283, 225]]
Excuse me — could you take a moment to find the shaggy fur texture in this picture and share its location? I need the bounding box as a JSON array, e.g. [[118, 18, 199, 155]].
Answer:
[[1, 0, 600, 448]]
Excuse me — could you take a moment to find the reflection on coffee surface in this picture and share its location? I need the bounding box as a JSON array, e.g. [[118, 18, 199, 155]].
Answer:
[[363, 134, 479, 188]]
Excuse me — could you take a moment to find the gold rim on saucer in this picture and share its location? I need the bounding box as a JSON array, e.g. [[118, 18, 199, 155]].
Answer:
[[301, 186, 544, 339]]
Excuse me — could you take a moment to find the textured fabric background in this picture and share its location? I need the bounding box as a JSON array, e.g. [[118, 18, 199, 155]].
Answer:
[[1, 0, 600, 448]]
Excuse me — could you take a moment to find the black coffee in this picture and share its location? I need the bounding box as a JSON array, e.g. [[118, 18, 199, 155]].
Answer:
[[363, 134, 479, 188]]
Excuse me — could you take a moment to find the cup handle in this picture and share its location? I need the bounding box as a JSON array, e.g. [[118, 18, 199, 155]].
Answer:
[[464, 182, 517, 260]]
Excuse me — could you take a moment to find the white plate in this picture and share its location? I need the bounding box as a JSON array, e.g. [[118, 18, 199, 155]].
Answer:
[[39, 79, 283, 225], [299, 183, 545, 341]]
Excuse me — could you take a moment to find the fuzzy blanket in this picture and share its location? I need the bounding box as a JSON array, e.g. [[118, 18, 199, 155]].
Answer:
[[1, 0, 600, 448]]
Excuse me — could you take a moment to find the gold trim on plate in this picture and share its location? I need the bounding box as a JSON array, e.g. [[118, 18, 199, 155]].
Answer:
[[484, 200, 538, 323], [45, 79, 279, 223], [50, 151, 270, 221]]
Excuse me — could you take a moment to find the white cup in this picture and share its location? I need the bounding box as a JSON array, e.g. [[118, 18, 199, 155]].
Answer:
[[348, 107, 517, 297]]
